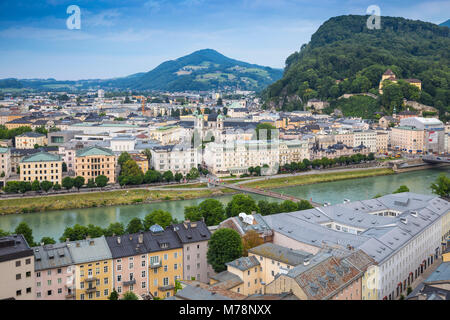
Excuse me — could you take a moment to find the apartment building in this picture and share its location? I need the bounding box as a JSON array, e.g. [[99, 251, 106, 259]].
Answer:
[[353, 130, 377, 153], [5, 118, 32, 130], [19, 151, 63, 185], [399, 117, 445, 153], [0, 147, 11, 181], [376, 131, 389, 153], [144, 225, 183, 299], [391, 126, 425, 153], [279, 140, 309, 166], [33, 243, 76, 300], [0, 234, 34, 300], [203, 140, 280, 176], [150, 144, 199, 175], [109, 135, 136, 152], [75, 146, 116, 184], [149, 126, 185, 145], [172, 220, 212, 283], [106, 232, 151, 299], [15, 132, 47, 149], [67, 236, 113, 301], [131, 154, 149, 174]]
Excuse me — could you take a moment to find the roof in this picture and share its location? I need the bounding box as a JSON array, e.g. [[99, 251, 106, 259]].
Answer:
[[226, 255, 260, 271], [20, 151, 61, 163], [173, 284, 233, 300], [106, 232, 149, 259], [0, 147, 9, 153], [0, 234, 34, 263], [384, 69, 395, 75], [425, 262, 450, 283], [209, 271, 244, 290], [67, 236, 112, 264], [33, 243, 74, 271], [17, 132, 45, 138], [76, 146, 115, 157], [172, 220, 211, 244], [248, 243, 312, 266]]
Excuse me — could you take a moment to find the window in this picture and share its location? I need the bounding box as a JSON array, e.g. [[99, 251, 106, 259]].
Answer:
[[104, 289, 109, 296], [142, 271, 146, 278], [174, 252, 177, 259], [163, 277, 169, 286], [129, 263, 134, 269], [141, 260, 146, 267], [58, 288, 62, 294], [117, 287, 122, 293], [164, 254, 168, 261], [104, 266, 108, 273], [16, 260, 21, 267], [164, 265, 168, 272], [117, 275, 122, 282], [154, 279, 158, 286], [142, 282, 146, 289], [174, 264, 177, 270], [16, 274, 21, 280], [36, 272, 41, 278], [47, 280, 52, 286], [80, 282, 84, 289], [117, 265, 122, 271], [37, 292, 41, 298], [80, 294, 85, 300], [37, 282, 41, 287], [57, 268, 62, 274], [57, 278, 62, 284], [47, 270, 51, 276], [47, 290, 52, 296], [26, 258, 31, 265]]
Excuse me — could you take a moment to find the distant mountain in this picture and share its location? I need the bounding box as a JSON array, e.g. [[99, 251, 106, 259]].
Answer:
[[263, 15, 450, 120], [0, 49, 283, 92], [440, 19, 450, 27]]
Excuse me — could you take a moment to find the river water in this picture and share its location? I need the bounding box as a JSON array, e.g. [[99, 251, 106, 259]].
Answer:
[[0, 168, 448, 241]]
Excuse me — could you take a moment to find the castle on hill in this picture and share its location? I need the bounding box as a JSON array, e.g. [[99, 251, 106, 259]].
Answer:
[[378, 69, 422, 94]]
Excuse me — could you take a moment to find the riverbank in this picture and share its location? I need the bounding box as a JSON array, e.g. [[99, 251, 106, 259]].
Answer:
[[0, 187, 236, 215], [240, 168, 395, 189]]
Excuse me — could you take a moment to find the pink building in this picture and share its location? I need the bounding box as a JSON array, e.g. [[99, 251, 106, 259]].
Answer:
[[33, 243, 76, 300]]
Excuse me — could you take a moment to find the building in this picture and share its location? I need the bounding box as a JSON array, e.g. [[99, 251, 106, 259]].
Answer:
[[407, 262, 450, 300], [67, 236, 113, 301], [144, 225, 183, 299], [19, 151, 63, 185], [109, 135, 136, 152], [172, 220, 212, 283], [106, 232, 152, 299], [0, 234, 35, 300], [391, 126, 425, 154], [376, 131, 389, 153], [0, 147, 11, 182], [5, 117, 33, 130], [279, 140, 309, 166], [15, 132, 47, 149], [75, 146, 116, 184], [131, 154, 149, 174], [398, 117, 445, 154], [218, 213, 273, 242], [33, 243, 76, 300], [379, 69, 422, 94], [47, 130, 82, 147], [150, 144, 199, 175], [353, 130, 377, 153]]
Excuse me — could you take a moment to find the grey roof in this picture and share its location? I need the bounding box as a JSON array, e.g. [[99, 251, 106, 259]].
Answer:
[[172, 220, 211, 244], [173, 285, 232, 300], [0, 234, 33, 263], [226, 255, 260, 271], [106, 232, 149, 259], [142, 227, 183, 254], [248, 243, 312, 266], [33, 243, 73, 271], [425, 262, 450, 283], [67, 236, 112, 264], [17, 132, 45, 138]]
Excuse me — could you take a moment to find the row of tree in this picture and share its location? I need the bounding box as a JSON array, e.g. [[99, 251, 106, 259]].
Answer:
[[3, 175, 109, 194], [279, 153, 375, 174]]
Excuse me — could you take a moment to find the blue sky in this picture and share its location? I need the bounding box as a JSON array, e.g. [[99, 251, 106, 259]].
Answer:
[[0, 0, 448, 80]]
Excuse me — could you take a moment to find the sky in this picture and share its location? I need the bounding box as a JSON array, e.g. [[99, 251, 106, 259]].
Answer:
[[0, 0, 448, 80]]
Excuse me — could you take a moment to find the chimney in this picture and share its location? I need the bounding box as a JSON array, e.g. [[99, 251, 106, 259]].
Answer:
[[89, 240, 94, 246], [303, 258, 310, 266], [138, 233, 143, 244], [76, 242, 80, 247], [117, 236, 121, 244], [129, 235, 133, 241], [191, 222, 197, 228], [184, 220, 190, 229]]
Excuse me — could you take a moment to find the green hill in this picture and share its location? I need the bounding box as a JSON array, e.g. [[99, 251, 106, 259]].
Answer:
[[0, 49, 282, 93], [263, 15, 450, 120]]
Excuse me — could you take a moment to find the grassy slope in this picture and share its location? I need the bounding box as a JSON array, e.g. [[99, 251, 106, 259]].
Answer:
[[240, 168, 394, 189]]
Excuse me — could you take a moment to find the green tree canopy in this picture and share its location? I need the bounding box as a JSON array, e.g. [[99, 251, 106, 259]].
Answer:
[[126, 218, 145, 234], [73, 176, 85, 190], [143, 210, 173, 229], [15, 222, 35, 247], [226, 194, 259, 217], [207, 228, 243, 273], [95, 175, 109, 188], [430, 173, 450, 198], [40, 237, 56, 245], [104, 222, 125, 237], [62, 177, 74, 190], [393, 185, 410, 194]]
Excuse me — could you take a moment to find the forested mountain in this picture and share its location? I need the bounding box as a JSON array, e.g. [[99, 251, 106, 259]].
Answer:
[[263, 15, 450, 120], [0, 49, 282, 93]]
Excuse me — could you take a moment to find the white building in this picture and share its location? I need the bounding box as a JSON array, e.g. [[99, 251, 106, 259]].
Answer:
[[150, 144, 200, 175]]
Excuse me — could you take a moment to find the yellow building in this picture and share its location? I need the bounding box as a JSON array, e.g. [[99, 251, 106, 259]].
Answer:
[[19, 151, 62, 184], [379, 69, 422, 94], [5, 118, 33, 130], [67, 237, 113, 301], [15, 132, 47, 149], [146, 225, 183, 299], [75, 146, 116, 184], [133, 154, 149, 173]]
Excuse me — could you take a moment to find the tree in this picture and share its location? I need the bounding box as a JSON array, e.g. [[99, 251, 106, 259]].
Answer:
[[86, 179, 96, 188], [186, 167, 199, 180], [104, 222, 125, 237], [197, 199, 226, 226], [242, 230, 264, 256], [142, 149, 152, 167], [0, 228, 10, 237], [297, 200, 313, 211], [393, 185, 410, 194], [118, 152, 132, 167], [15, 222, 35, 247], [53, 183, 61, 191], [126, 218, 144, 234], [31, 179, 41, 192], [73, 176, 85, 190], [144, 170, 162, 184], [62, 177, 74, 190], [87, 224, 105, 238], [40, 180, 53, 192], [143, 210, 173, 229], [95, 175, 109, 188], [174, 172, 183, 182], [430, 173, 450, 198], [108, 289, 119, 300], [184, 206, 202, 222], [3, 181, 20, 193], [18, 181, 32, 193], [280, 200, 298, 213], [207, 228, 243, 273], [255, 123, 276, 140], [40, 237, 56, 245], [59, 224, 89, 242], [162, 171, 174, 182], [121, 291, 139, 300], [226, 194, 259, 217]]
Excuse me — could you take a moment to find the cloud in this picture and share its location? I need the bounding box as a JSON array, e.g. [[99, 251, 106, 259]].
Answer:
[[0, 26, 95, 41], [82, 9, 122, 27]]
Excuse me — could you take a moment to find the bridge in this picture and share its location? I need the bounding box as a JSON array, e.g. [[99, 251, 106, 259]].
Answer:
[[208, 181, 323, 208], [422, 155, 450, 164]]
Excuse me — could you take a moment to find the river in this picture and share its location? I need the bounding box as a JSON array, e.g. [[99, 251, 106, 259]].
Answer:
[[0, 168, 448, 241]]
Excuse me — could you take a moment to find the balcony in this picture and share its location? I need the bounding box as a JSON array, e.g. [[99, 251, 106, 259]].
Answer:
[[85, 287, 97, 293], [123, 279, 136, 286], [150, 261, 162, 269], [158, 284, 175, 291], [84, 276, 98, 282], [65, 293, 75, 299]]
